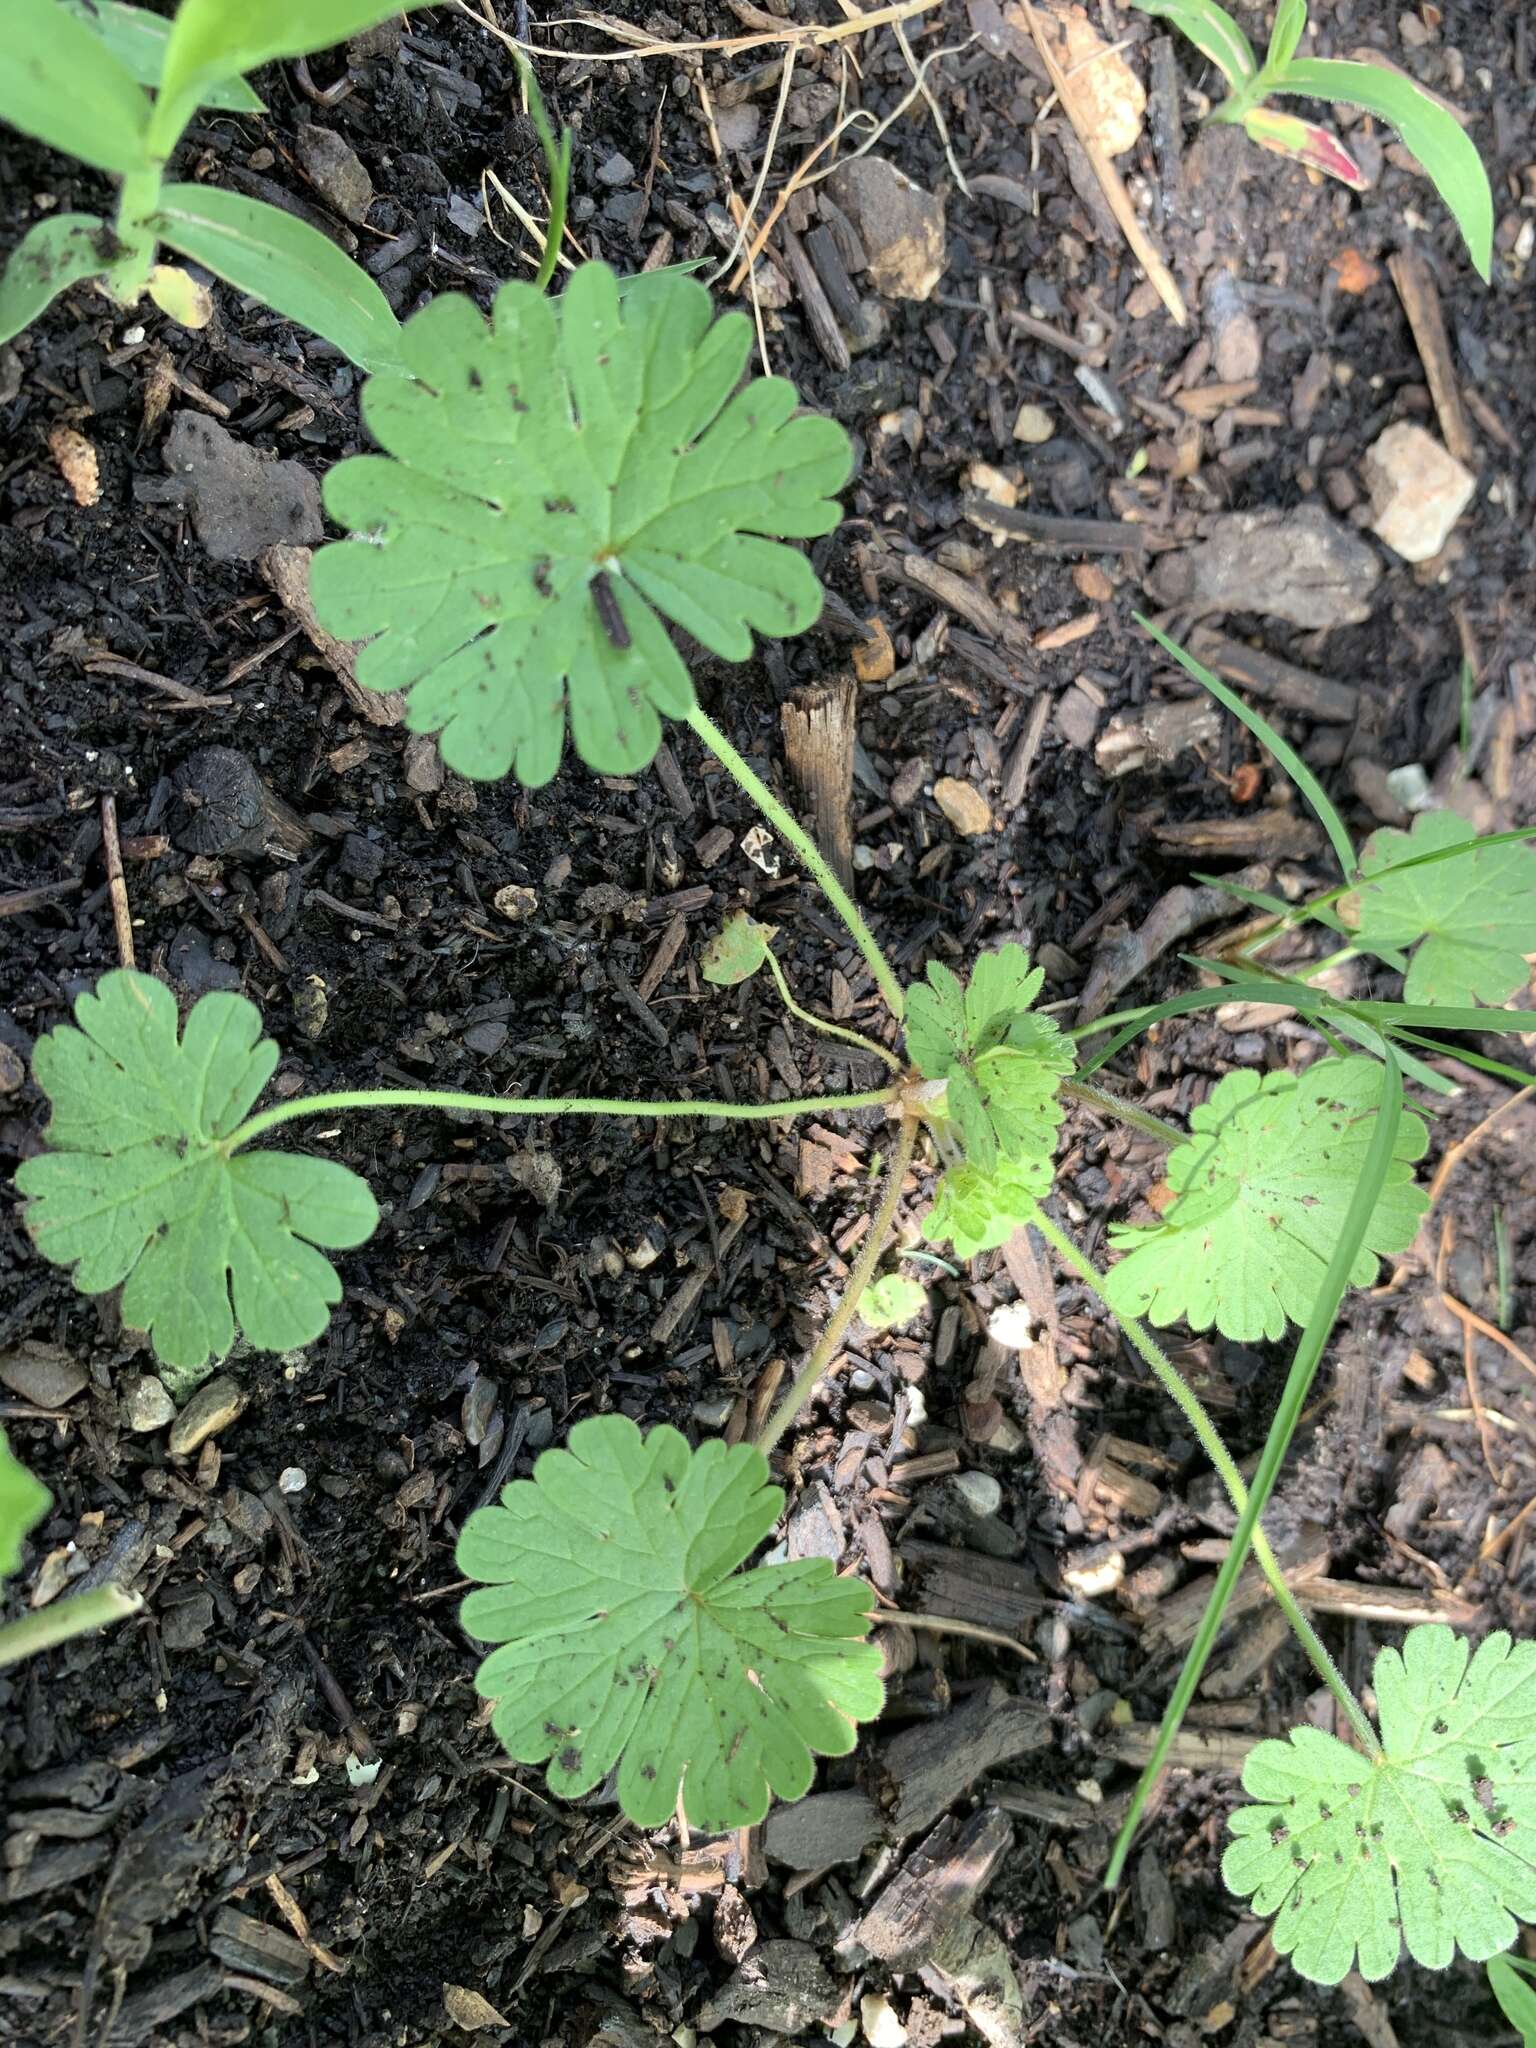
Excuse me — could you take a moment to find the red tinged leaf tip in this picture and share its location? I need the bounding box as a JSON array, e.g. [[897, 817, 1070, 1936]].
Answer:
[[1242, 108, 1367, 188]]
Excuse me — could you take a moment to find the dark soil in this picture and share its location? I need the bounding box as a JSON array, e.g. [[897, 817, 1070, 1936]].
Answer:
[[3, 3, 1535, 2045]]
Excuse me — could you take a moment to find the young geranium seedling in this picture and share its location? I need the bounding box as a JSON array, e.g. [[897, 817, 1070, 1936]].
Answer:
[[859, 1273, 927, 1329], [457, 1415, 884, 1830], [1345, 810, 1536, 1008], [1135, 0, 1493, 278], [1102, 1057, 1428, 1342], [903, 945, 1075, 1257], [17, 971, 378, 1384], [1225, 1625, 1536, 1984], [308, 261, 853, 785]]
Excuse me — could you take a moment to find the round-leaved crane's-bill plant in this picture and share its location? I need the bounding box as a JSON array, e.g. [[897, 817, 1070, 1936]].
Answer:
[[16, 970, 378, 1387], [1226, 1625, 1536, 1985], [308, 260, 853, 786], [457, 1414, 885, 1831]]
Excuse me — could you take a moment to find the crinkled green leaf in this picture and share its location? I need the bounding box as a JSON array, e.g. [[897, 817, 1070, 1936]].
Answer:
[[1488, 1953, 1536, 2043], [701, 911, 777, 987], [1348, 810, 1536, 1009], [859, 1274, 926, 1329], [1225, 1626, 1536, 1984], [309, 262, 852, 786], [16, 970, 379, 1385], [1102, 1056, 1428, 1342], [904, 944, 1075, 1175], [924, 1155, 1048, 1262], [0, 1428, 51, 1583], [458, 1414, 883, 1830], [1130, 0, 1257, 90]]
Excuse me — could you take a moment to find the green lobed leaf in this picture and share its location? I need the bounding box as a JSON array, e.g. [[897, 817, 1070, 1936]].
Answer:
[[859, 1273, 927, 1329], [700, 911, 777, 987], [1129, 0, 1258, 91], [154, 184, 404, 372], [923, 1155, 1047, 1262], [904, 944, 1075, 1175], [1347, 810, 1536, 1009], [1489, 1953, 1536, 2043], [1274, 58, 1492, 281], [0, 213, 110, 349], [56, 0, 264, 110], [152, 0, 404, 150], [457, 1414, 884, 1830], [0, 1428, 52, 1583], [1102, 1055, 1428, 1342], [1225, 1626, 1536, 1984], [16, 970, 379, 1384], [2, 0, 152, 176], [308, 262, 852, 785]]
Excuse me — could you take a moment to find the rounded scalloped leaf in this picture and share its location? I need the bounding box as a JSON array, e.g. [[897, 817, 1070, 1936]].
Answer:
[[16, 971, 379, 1383], [456, 1414, 884, 1831], [923, 1153, 1051, 1261], [1225, 1626, 1536, 1984], [1102, 1056, 1428, 1342], [1348, 810, 1536, 1008], [309, 262, 853, 787]]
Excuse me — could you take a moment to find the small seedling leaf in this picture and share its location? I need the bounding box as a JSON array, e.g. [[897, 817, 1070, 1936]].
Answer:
[[1347, 810, 1536, 1009], [1488, 1953, 1536, 2043], [16, 971, 379, 1384], [1274, 58, 1492, 281], [458, 1414, 884, 1830], [56, 0, 264, 110], [904, 944, 1075, 1176], [1226, 1625, 1536, 1984], [1264, 0, 1308, 74], [701, 911, 777, 987], [860, 1274, 927, 1329], [309, 263, 851, 785], [4, 0, 152, 176], [1130, 0, 1258, 90], [155, 185, 405, 373], [0, 214, 110, 350], [1242, 107, 1365, 187], [924, 1155, 1050, 1261], [0, 1428, 51, 1582], [1103, 1056, 1428, 1342]]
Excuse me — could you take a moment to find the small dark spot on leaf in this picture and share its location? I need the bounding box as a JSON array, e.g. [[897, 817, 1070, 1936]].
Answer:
[[544, 495, 576, 515], [467, 366, 483, 390], [640, 1763, 656, 1781], [558, 1746, 582, 1774]]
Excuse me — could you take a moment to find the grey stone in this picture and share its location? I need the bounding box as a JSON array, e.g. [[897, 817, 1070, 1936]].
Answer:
[[160, 1591, 215, 1651], [596, 151, 635, 186], [121, 1375, 177, 1433], [0, 1343, 87, 1409], [763, 1789, 881, 1869], [824, 156, 946, 301], [696, 1940, 836, 2034], [164, 413, 322, 564], [168, 1375, 245, 1456], [1145, 504, 1380, 628], [296, 124, 374, 223]]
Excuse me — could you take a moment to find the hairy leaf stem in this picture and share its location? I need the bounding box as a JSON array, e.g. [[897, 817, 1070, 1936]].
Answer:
[[684, 702, 906, 1023], [754, 1117, 919, 1458], [760, 948, 902, 1072], [229, 1084, 899, 1152]]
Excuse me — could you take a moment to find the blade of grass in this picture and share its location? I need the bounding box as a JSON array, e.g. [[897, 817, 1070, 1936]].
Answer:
[[1137, 614, 1356, 878], [1105, 1050, 1405, 1887]]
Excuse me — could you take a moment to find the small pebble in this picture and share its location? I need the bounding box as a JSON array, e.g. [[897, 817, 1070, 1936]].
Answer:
[[953, 1470, 1003, 1519], [933, 776, 992, 836], [168, 1374, 246, 1456], [1012, 402, 1054, 444], [861, 1993, 908, 2048], [596, 151, 635, 186], [0, 1344, 87, 1409], [121, 1374, 177, 1433], [693, 1395, 734, 1428], [987, 1302, 1036, 1349], [278, 1467, 307, 1494]]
